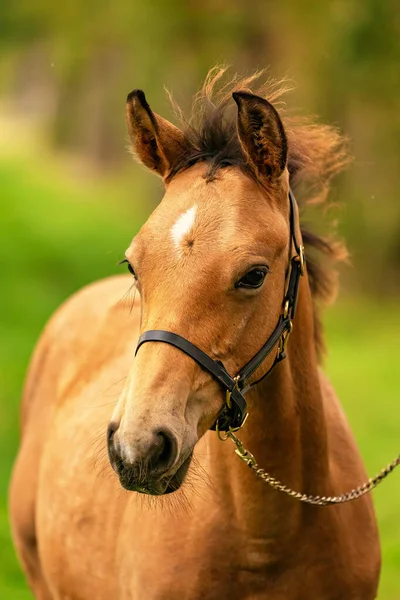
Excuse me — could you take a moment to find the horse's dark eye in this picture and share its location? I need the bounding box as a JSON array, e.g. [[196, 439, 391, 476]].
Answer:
[[236, 267, 268, 289], [120, 259, 137, 280], [127, 263, 137, 279]]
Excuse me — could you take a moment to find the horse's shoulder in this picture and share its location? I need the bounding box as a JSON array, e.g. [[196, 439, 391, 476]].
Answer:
[[52, 274, 137, 324], [21, 275, 139, 427], [42, 274, 138, 342]]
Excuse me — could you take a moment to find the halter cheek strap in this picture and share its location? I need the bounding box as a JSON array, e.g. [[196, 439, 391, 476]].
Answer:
[[135, 189, 305, 432]]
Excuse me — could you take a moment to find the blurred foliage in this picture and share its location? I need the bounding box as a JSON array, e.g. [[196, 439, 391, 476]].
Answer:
[[1, 0, 400, 290], [1, 0, 400, 598]]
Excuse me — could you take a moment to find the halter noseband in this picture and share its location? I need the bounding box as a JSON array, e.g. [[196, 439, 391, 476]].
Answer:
[[135, 189, 305, 432]]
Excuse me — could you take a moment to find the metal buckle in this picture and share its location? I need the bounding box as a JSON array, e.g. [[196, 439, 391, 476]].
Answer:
[[277, 320, 293, 356], [297, 245, 305, 276], [215, 375, 249, 438], [225, 375, 240, 410]]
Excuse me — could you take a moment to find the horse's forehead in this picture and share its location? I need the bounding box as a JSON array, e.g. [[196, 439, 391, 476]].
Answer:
[[148, 166, 266, 235], [133, 165, 287, 266], [166, 164, 260, 204]]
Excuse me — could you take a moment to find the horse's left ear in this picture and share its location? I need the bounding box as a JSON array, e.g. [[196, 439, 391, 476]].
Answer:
[[126, 89, 185, 179], [233, 91, 287, 179]]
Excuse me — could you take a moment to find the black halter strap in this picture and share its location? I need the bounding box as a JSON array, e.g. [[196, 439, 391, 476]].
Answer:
[[135, 188, 305, 432]]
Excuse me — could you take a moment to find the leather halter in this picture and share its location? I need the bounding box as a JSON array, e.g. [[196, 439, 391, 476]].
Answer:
[[135, 189, 305, 432]]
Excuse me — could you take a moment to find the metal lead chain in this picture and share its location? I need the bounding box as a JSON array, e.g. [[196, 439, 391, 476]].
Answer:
[[225, 431, 400, 506]]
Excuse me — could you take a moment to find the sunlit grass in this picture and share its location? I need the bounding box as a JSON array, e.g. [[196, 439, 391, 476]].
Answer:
[[0, 157, 398, 599]]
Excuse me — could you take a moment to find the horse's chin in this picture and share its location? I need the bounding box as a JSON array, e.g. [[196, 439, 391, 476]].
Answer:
[[119, 453, 193, 495]]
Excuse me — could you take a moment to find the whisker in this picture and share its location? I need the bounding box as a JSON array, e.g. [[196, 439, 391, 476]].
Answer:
[[83, 399, 119, 409], [103, 376, 127, 395], [116, 283, 138, 312]]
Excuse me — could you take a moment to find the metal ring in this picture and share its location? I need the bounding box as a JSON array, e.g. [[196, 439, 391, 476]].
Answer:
[[215, 420, 230, 441]]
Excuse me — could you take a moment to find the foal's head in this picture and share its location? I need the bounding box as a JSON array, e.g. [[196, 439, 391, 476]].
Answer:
[[108, 73, 347, 495]]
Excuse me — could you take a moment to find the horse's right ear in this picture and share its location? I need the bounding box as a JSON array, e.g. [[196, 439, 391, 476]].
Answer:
[[126, 90, 185, 179], [233, 91, 287, 180]]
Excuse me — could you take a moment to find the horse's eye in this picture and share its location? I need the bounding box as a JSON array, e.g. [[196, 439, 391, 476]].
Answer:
[[236, 267, 268, 289], [127, 263, 137, 279], [120, 259, 137, 280]]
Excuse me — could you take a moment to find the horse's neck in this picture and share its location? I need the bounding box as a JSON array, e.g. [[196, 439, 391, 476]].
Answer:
[[207, 279, 330, 546]]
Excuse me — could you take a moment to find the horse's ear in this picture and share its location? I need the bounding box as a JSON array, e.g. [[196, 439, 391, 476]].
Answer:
[[233, 91, 287, 179], [126, 89, 185, 179]]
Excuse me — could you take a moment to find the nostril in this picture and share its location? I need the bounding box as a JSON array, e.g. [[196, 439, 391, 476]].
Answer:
[[150, 429, 177, 473], [107, 421, 119, 444], [107, 422, 121, 474], [157, 431, 171, 468]]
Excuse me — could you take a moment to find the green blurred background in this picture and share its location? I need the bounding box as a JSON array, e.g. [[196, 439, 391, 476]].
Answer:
[[1, 1, 399, 598]]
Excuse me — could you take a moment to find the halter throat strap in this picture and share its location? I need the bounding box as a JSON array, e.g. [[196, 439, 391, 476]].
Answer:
[[135, 188, 305, 432]]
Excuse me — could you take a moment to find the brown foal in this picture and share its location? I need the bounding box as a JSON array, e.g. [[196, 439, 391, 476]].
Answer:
[[10, 70, 381, 599]]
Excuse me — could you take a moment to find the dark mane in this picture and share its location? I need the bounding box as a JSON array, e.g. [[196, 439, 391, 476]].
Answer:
[[166, 68, 350, 358]]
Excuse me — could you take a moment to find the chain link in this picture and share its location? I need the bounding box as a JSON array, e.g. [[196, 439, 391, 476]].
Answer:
[[226, 431, 400, 506]]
